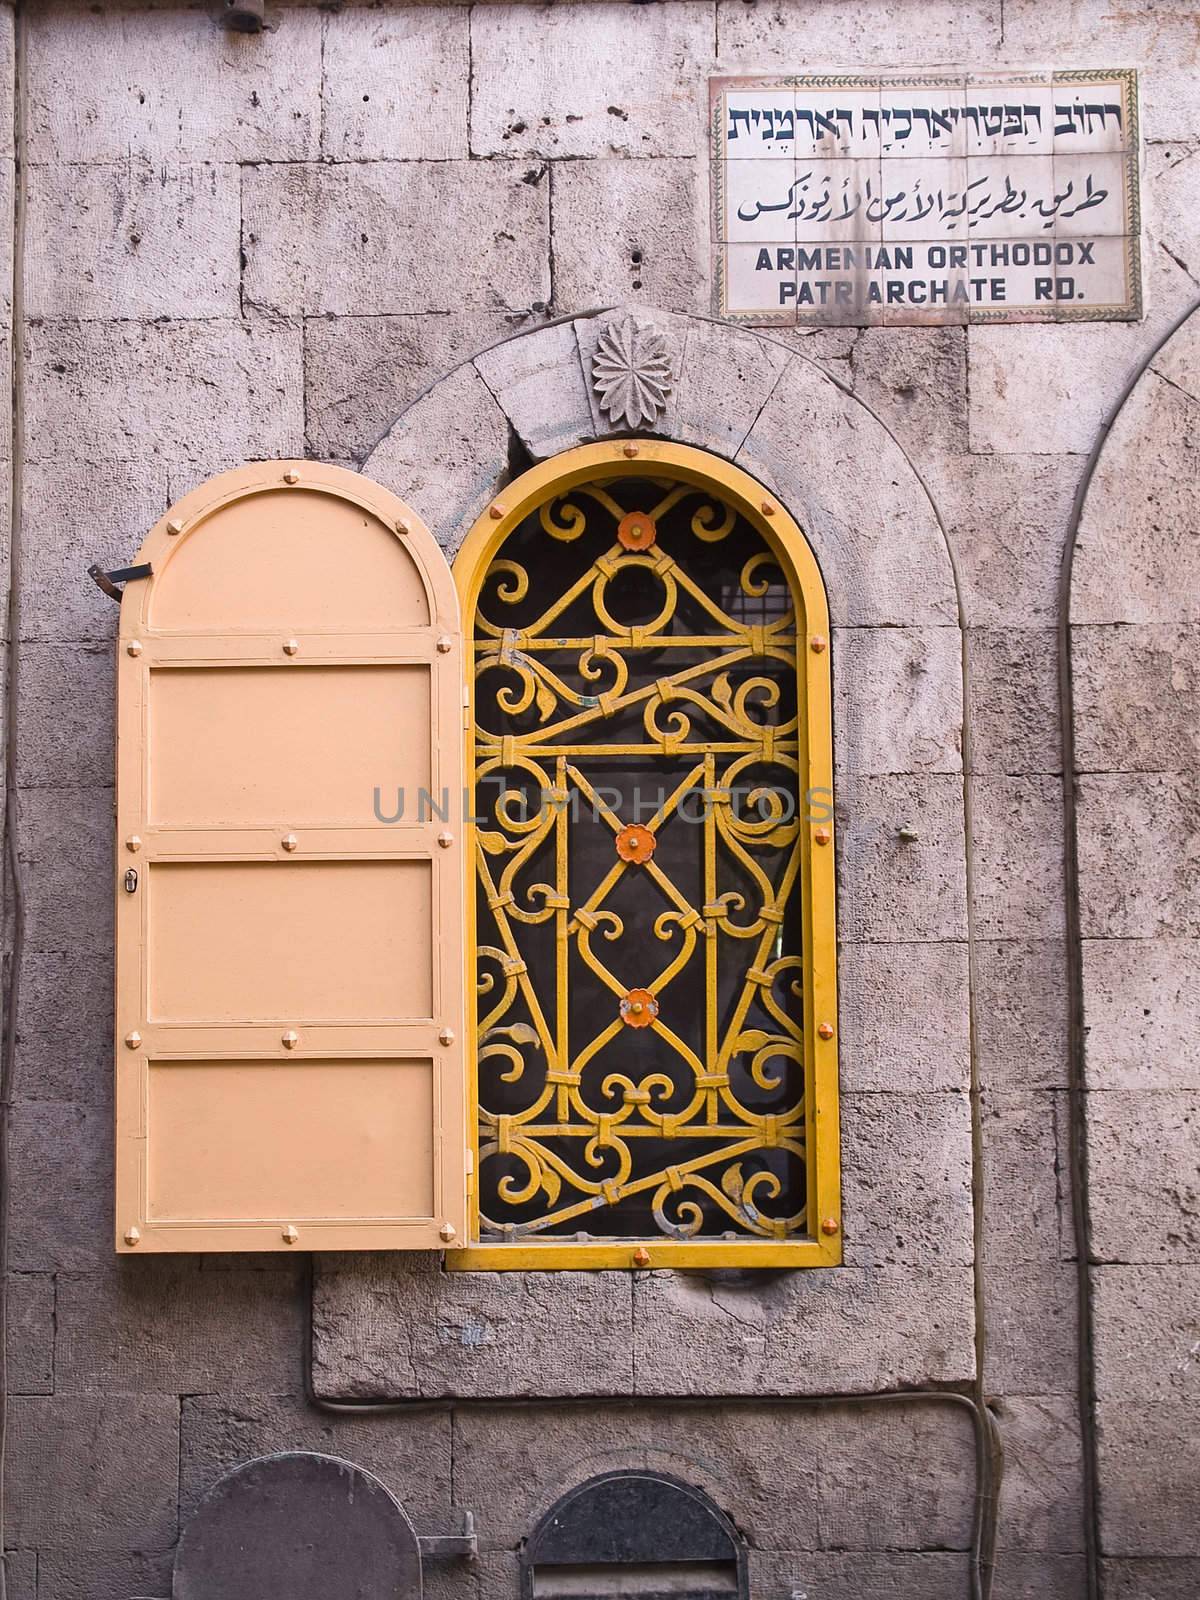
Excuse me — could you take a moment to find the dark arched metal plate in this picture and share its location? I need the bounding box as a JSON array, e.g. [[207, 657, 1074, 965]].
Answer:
[[174, 1452, 422, 1600]]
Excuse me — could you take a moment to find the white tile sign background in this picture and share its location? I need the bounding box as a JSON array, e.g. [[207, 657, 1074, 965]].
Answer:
[[711, 72, 1140, 326]]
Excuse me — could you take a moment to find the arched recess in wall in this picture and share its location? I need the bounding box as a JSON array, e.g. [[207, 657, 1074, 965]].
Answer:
[[360, 310, 980, 1325], [1066, 302, 1200, 1570]]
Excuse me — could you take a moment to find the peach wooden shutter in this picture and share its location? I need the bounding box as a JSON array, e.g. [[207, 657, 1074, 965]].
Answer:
[[114, 462, 466, 1253]]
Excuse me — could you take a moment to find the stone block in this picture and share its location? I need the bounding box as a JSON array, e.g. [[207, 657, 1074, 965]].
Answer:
[[980, 1091, 1063, 1264], [1072, 371, 1200, 626], [837, 941, 971, 1093], [737, 356, 958, 628], [973, 939, 1070, 1091], [992, 1394, 1086, 1553], [1082, 938, 1200, 1090], [469, 3, 714, 159], [311, 1253, 634, 1400], [424, 1553, 517, 1600], [832, 627, 963, 776], [474, 319, 594, 460], [26, 6, 322, 162], [7, 1272, 53, 1394], [5, 1394, 179, 1548], [749, 1552, 969, 1600], [18, 458, 168, 643], [990, 1552, 1088, 1599], [321, 6, 469, 160], [14, 947, 112, 1103], [25, 159, 240, 321], [179, 1393, 451, 1528], [967, 628, 1061, 775], [243, 161, 549, 317], [921, 452, 1079, 630], [1078, 773, 1200, 939], [848, 326, 969, 465], [715, 0, 1001, 66], [54, 1262, 303, 1394], [981, 1261, 1079, 1395], [1103, 1558, 1200, 1599], [673, 318, 790, 457], [9, 1099, 111, 1271], [1087, 1091, 1200, 1265], [841, 1091, 975, 1268], [1096, 1400, 1200, 1557], [632, 1266, 975, 1395], [551, 158, 708, 316], [304, 310, 519, 464], [24, 317, 304, 470], [970, 776, 1067, 940], [362, 364, 511, 556], [35, 1550, 174, 1600], [14, 785, 111, 955], [1093, 1266, 1200, 1404], [15, 643, 112, 787], [835, 775, 968, 943], [1072, 624, 1200, 773]]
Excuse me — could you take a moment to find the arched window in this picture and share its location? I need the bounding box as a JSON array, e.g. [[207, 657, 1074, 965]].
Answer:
[[452, 442, 839, 1269]]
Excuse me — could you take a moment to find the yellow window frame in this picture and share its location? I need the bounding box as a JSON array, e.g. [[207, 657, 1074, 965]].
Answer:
[[447, 440, 840, 1271]]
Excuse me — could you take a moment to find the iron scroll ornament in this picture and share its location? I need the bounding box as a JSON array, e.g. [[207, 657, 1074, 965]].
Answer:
[[470, 471, 812, 1244]]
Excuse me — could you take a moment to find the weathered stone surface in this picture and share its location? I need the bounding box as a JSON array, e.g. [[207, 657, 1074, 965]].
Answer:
[[321, 6, 469, 160], [921, 451, 1079, 629], [1072, 624, 1200, 772], [14, 786, 111, 955], [55, 1263, 303, 1394], [980, 1091, 1063, 1264], [832, 627, 963, 775], [981, 1262, 1079, 1395], [25, 6, 323, 162], [362, 364, 511, 555], [967, 628, 1061, 775], [304, 311, 525, 463], [551, 159, 708, 315], [0, 1551, 35, 1600], [974, 939, 1069, 1091], [672, 319, 790, 457], [14, 948, 112, 1104], [970, 776, 1067, 940], [24, 317, 304, 469], [990, 1552, 1088, 1599], [7, 1273, 53, 1395], [9, 1100, 111, 1271], [25, 160, 239, 321], [716, 0, 1002, 65], [1093, 1266, 1200, 1403], [1082, 938, 1200, 1090], [737, 356, 958, 627], [837, 941, 970, 1093], [18, 458, 167, 643], [1087, 1092, 1200, 1265], [841, 1091, 974, 1268], [179, 1393, 451, 1527], [992, 1393, 1085, 1553], [34, 1549, 173, 1600], [749, 1551, 970, 1600], [312, 1254, 634, 1399], [835, 775, 968, 943], [1077, 773, 1200, 939], [15, 643, 112, 787], [243, 161, 549, 318], [1096, 1400, 1200, 1557], [1103, 1558, 1200, 1599], [632, 1266, 975, 1395], [848, 326, 969, 465], [5, 1395, 178, 1548], [474, 319, 594, 460], [470, 3, 715, 159], [1072, 369, 1200, 625]]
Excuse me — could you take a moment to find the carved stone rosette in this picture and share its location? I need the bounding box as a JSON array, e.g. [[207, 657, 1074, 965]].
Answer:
[[590, 315, 678, 431]]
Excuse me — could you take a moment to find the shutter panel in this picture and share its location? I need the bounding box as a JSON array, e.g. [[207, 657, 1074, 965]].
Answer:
[[115, 462, 466, 1253]]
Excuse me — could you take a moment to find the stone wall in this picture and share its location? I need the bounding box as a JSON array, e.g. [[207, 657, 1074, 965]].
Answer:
[[1, 3, 1198, 1598]]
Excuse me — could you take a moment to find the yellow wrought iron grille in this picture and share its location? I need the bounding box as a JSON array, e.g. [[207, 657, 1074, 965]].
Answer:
[[467, 465, 819, 1253]]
